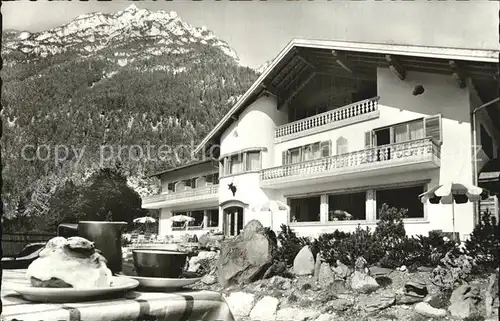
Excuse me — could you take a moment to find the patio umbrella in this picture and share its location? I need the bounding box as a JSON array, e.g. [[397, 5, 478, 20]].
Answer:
[[418, 182, 490, 240], [169, 215, 195, 222], [251, 200, 289, 212], [133, 216, 157, 224]]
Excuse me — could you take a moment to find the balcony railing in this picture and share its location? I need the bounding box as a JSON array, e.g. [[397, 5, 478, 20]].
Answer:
[[142, 184, 219, 205], [260, 137, 440, 181], [275, 97, 380, 139]]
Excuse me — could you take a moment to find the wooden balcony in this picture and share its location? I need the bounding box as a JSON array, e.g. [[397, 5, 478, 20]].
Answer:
[[142, 184, 219, 210], [260, 137, 441, 188], [275, 97, 380, 143]]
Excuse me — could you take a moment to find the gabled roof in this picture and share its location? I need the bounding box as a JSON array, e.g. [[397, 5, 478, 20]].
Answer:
[[194, 38, 500, 154]]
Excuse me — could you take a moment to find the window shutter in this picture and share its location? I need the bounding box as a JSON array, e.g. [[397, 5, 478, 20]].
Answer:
[[206, 174, 213, 184], [282, 151, 287, 165], [365, 131, 373, 148], [424, 115, 442, 144], [320, 140, 332, 157]]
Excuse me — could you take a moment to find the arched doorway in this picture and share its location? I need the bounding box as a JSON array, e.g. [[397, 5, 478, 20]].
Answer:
[[220, 200, 248, 237]]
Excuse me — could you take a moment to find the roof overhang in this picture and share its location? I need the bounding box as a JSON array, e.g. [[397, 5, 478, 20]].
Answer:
[[147, 159, 218, 178], [195, 38, 500, 154]]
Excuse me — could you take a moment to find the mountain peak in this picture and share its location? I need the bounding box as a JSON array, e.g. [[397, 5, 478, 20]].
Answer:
[[124, 4, 140, 12], [2, 5, 240, 63]]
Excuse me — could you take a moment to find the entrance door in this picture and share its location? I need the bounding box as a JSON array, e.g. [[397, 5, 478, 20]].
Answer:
[[224, 206, 244, 237]]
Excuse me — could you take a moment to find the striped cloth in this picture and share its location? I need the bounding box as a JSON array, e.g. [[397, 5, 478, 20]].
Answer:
[[1, 270, 234, 321]]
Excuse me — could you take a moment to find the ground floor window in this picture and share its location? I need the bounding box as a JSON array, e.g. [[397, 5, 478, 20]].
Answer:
[[289, 196, 321, 222], [189, 210, 204, 227], [328, 192, 366, 221], [172, 212, 187, 229], [375, 185, 425, 219], [207, 209, 219, 227]]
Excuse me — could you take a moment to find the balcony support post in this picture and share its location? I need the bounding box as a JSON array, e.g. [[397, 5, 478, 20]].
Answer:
[[320, 194, 329, 223]]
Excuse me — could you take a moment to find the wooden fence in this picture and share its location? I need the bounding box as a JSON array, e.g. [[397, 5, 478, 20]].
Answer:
[[2, 233, 56, 256]]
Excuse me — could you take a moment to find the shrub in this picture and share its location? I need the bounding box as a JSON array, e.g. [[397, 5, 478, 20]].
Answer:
[[379, 235, 422, 268], [465, 210, 500, 272], [413, 230, 460, 267], [313, 226, 384, 267], [374, 203, 407, 243], [276, 224, 312, 266]]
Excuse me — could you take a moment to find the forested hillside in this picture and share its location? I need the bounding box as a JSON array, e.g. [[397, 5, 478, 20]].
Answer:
[[1, 5, 259, 224]]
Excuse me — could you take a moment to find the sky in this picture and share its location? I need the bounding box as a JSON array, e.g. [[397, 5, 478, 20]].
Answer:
[[2, 0, 499, 68]]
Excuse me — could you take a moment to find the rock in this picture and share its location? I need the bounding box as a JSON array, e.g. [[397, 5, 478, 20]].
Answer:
[[293, 246, 315, 276], [355, 257, 368, 272], [399, 265, 407, 272], [217, 220, 277, 287], [414, 302, 447, 318], [243, 220, 266, 240], [332, 260, 351, 280], [276, 307, 320, 321], [199, 233, 224, 249], [404, 280, 428, 298], [369, 266, 392, 277], [328, 298, 354, 311], [263, 261, 287, 279], [485, 271, 499, 318], [358, 290, 395, 312], [350, 271, 380, 293], [319, 263, 335, 285], [187, 251, 219, 272], [314, 253, 322, 281], [249, 296, 280, 320], [396, 294, 424, 305], [417, 266, 434, 272], [225, 292, 255, 317], [315, 313, 335, 321], [448, 284, 481, 318], [201, 274, 217, 285]]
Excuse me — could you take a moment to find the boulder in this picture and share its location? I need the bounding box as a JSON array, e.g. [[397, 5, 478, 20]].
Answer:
[[414, 302, 447, 318], [355, 257, 368, 272], [217, 220, 277, 287], [485, 271, 499, 318], [350, 271, 380, 293], [448, 284, 481, 318], [225, 292, 255, 317], [276, 307, 320, 321], [404, 280, 428, 298], [332, 260, 351, 280], [328, 297, 354, 311], [315, 313, 335, 321], [249, 296, 280, 320], [187, 251, 219, 272], [396, 294, 424, 305], [198, 233, 224, 249], [293, 246, 315, 276], [318, 263, 335, 285], [369, 266, 392, 277], [358, 290, 395, 312], [314, 253, 322, 281], [201, 274, 217, 285], [262, 261, 287, 279]]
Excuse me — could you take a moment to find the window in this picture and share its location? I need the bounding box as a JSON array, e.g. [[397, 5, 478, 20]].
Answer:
[[336, 137, 348, 155], [188, 210, 204, 227], [283, 141, 331, 165], [184, 178, 196, 189], [229, 154, 243, 174], [376, 185, 425, 219], [207, 209, 219, 227], [167, 183, 176, 192], [246, 151, 261, 171], [370, 115, 442, 147], [172, 212, 187, 229], [328, 192, 366, 221], [289, 196, 321, 222], [206, 173, 220, 185], [480, 125, 494, 159]]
